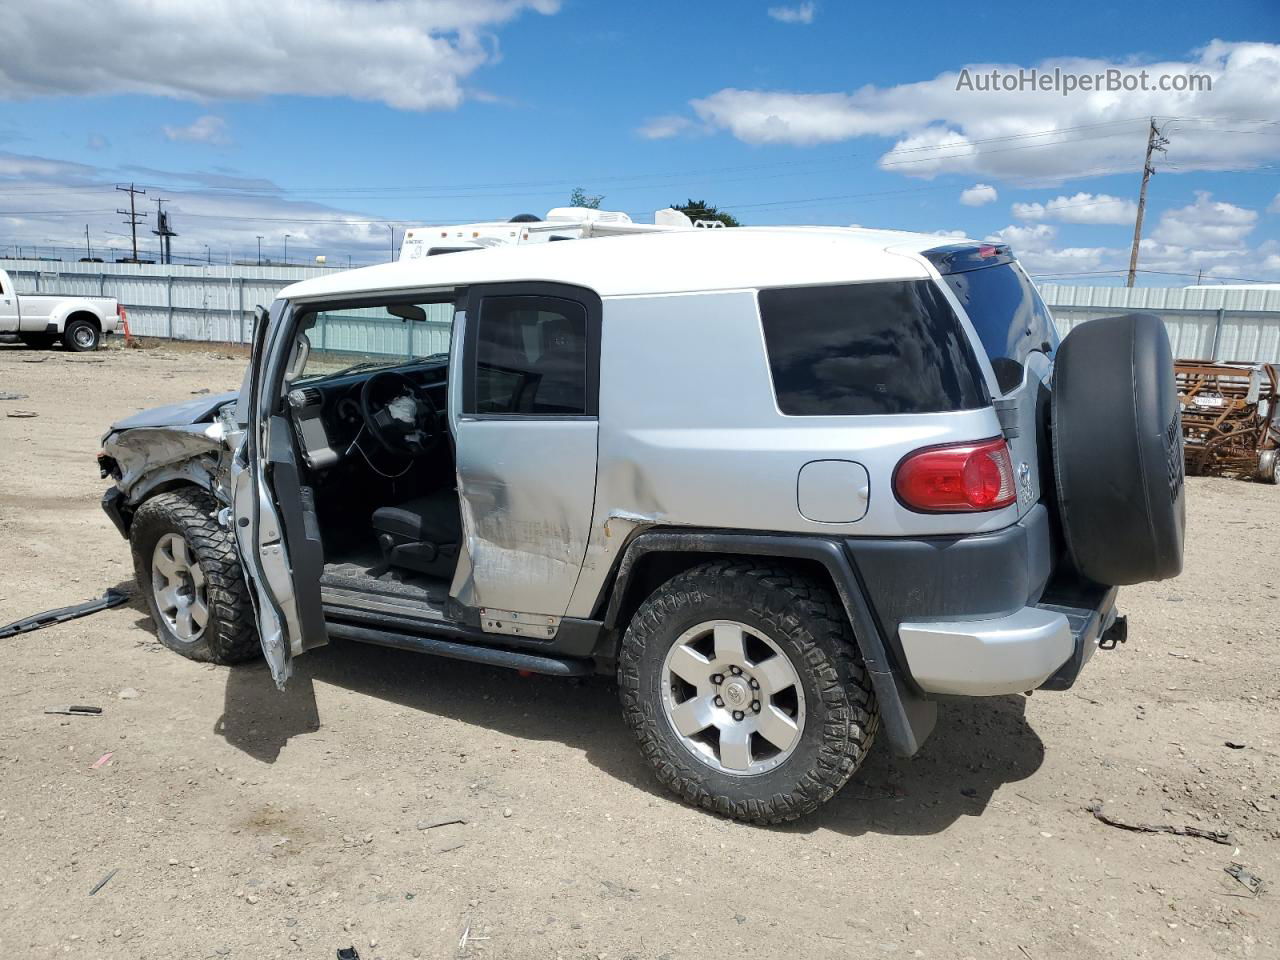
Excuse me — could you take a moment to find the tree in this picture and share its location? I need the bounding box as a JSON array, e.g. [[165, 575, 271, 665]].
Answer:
[[569, 187, 604, 209], [671, 199, 741, 227]]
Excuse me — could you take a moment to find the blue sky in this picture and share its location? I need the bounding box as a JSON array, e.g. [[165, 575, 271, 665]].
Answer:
[[1, 0, 1278, 282]]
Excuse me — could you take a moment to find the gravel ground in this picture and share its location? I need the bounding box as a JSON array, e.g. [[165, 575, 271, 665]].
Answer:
[[0, 340, 1276, 960]]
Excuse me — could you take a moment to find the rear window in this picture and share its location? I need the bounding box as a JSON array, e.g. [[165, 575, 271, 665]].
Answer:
[[758, 280, 989, 417], [937, 261, 1057, 394]]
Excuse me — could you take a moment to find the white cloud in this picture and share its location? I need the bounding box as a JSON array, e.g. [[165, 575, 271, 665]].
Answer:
[[163, 116, 230, 146], [637, 115, 697, 140], [985, 222, 1114, 273], [1269, 193, 1280, 214], [959, 183, 997, 206], [682, 41, 1280, 182], [1151, 191, 1257, 249], [1012, 192, 1138, 224], [0, 0, 559, 111], [767, 3, 816, 24]]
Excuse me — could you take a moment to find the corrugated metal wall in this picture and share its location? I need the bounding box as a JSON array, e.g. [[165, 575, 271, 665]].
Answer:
[[4, 259, 1279, 364]]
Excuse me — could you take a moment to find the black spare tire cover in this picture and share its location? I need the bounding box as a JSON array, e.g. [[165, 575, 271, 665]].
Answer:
[[1051, 313, 1185, 585]]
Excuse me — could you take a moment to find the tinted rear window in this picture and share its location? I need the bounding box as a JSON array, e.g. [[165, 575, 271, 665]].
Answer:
[[939, 263, 1057, 393], [758, 280, 989, 416]]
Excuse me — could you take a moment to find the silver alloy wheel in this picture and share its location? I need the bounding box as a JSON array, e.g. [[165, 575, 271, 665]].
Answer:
[[659, 619, 806, 777], [71, 324, 96, 348], [151, 532, 209, 643]]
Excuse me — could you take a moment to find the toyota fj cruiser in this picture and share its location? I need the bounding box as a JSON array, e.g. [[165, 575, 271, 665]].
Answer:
[[98, 225, 1184, 823]]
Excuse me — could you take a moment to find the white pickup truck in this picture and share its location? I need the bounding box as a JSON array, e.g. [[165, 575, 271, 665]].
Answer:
[[0, 267, 121, 351]]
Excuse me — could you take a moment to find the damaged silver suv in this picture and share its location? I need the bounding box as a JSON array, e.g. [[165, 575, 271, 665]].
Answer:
[[98, 227, 1185, 823]]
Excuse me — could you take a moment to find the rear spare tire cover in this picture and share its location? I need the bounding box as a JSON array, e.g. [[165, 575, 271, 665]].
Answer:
[[1051, 313, 1185, 585]]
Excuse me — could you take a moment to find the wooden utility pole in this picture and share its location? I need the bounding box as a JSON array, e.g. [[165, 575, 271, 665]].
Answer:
[[115, 183, 147, 262], [1125, 118, 1168, 288]]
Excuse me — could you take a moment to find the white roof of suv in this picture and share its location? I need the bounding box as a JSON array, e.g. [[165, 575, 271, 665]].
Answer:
[[280, 226, 972, 302]]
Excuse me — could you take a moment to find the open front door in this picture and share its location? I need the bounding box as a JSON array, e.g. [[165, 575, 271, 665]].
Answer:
[[231, 302, 328, 688]]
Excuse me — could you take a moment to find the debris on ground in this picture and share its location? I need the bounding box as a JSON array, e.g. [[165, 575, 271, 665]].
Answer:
[[1224, 740, 1247, 749], [5, 410, 38, 418], [416, 815, 467, 830], [89, 868, 119, 896], [0, 588, 130, 639], [91, 752, 114, 770], [336, 947, 361, 960], [1224, 862, 1264, 896], [0, 392, 28, 400], [117, 687, 140, 700], [44, 705, 103, 717], [1086, 802, 1234, 845]]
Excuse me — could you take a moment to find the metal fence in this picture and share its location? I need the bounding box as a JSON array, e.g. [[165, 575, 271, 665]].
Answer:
[[4, 258, 1280, 364]]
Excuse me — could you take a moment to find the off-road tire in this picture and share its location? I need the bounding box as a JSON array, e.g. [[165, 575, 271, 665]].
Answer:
[[129, 489, 259, 664], [62, 318, 100, 352], [618, 560, 878, 824]]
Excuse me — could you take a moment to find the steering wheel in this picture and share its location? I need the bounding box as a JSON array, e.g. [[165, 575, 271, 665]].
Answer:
[[358, 371, 441, 456]]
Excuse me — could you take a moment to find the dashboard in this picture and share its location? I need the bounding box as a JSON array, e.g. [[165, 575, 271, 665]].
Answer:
[[286, 358, 449, 470]]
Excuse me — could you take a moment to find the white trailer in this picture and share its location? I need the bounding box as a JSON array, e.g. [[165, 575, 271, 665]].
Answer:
[[398, 207, 722, 261]]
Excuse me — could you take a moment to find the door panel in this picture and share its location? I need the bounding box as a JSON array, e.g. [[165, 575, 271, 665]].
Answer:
[[449, 284, 601, 618], [453, 418, 598, 614], [0, 274, 18, 332], [230, 302, 327, 689]]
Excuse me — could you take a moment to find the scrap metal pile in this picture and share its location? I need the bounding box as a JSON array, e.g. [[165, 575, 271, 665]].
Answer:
[[1174, 360, 1279, 483]]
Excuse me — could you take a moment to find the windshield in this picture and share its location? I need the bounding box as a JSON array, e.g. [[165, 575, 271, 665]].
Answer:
[[290, 301, 454, 384]]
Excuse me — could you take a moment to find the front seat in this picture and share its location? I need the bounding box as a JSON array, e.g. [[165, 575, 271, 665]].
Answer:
[[370, 487, 463, 578]]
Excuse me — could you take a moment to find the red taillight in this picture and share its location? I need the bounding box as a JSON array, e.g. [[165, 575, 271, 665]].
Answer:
[[894, 438, 1017, 512]]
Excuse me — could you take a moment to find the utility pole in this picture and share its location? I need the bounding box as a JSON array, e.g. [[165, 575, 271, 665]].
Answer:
[[115, 183, 147, 262], [151, 196, 177, 265], [283, 234, 290, 264], [1125, 117, 1169, 288], [256, 235, 263, 266], [84, 224, 92, 261]]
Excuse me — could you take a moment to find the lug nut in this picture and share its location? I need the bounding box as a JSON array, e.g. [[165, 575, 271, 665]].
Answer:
[[748, 678, 759, 690], [729, 665, 742, 676], [714, 696, 725, 708], [732, 710, 745, 721], [711, 674, 724, 685], [752, 701, 761, 713]]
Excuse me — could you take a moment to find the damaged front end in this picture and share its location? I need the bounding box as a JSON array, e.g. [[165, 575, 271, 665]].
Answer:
[[97, 390, 243, 537]]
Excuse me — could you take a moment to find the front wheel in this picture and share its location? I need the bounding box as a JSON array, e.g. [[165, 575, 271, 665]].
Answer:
[[618, 560, 878, 824], [129, 489, 259, 664]]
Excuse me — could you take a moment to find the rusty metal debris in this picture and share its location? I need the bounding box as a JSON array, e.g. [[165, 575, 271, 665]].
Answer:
[[1085, 802, 1234, 844], [1175, 360, 1279, 483]]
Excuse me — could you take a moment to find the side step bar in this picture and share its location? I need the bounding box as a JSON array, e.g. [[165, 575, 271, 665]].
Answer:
[[325, 621, 593, 677]]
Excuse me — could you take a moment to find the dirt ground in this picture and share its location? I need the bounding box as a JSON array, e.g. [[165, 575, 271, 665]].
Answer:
[[0, 340, 1276, 960]]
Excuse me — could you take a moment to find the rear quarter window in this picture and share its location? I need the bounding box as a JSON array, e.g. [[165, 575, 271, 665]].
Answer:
[[758, 280, 989, 416]]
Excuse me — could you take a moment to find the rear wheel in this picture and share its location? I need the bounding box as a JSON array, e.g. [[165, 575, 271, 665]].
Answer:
[[618, 560, 878, 824], [62, 318, 100, 352], [129, 489, 259, 664]]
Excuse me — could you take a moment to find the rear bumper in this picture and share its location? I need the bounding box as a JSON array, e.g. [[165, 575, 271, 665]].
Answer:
[[898, 583, 1118, 696]]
